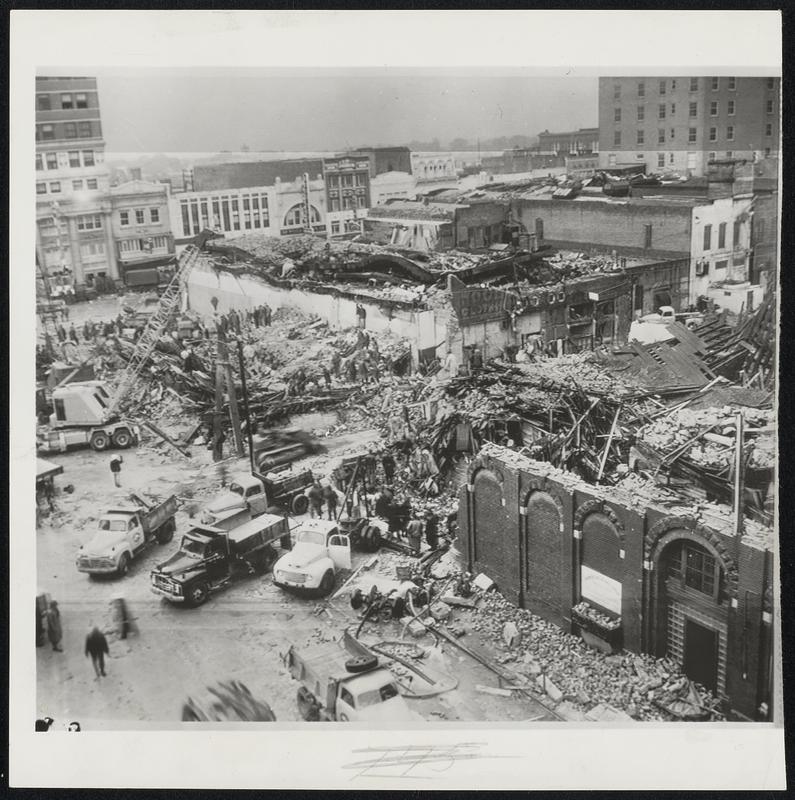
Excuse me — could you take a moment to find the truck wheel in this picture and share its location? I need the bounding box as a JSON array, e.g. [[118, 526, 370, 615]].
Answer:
[[117, 553, 130, 576], [345, 655, 378, 674], [319, 570, 335, 596], [291, 494, 309, 515], [112, 429, 133, 449], [156, 520, 175, 545], [364, 526, 382, 552], [187, 583, 209, 607], [90, 432, 110, 451]]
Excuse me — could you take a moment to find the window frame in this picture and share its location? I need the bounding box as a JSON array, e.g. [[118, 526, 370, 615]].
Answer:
[[658, 80, 666, 95], [689, 101, 698, 118], [637, 105, 645, 121], [119, 210, 130, 227], [727, 100, 735, 116], [726, 126, 735, 142], [64, 122, 77, 139], [36, 182, 47, 195], [49, 181, 61, 194], [613, 131, 621, 146], [710, 101, 718, 116], [703, 224, 712, 251], [614, 107, 621, 123], [709, 127, 717, 142], [82, 150, 95, 167], [60, 93, 73, 109], [86, 178, 98, 190], [688, 127, 697, 144], [149, 207, 160, 223], [636, 129, 644, 145], [710, 77, 719, 91], [135, 208, 145, 225], [689, 77, 698, 92], [637, 81, 645, 97], [728, 77, 736, 91]]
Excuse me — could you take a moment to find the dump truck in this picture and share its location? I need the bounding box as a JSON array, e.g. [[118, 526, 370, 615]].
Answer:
[[76, 494, 178, 576], [201, 468, 314, 526], [36, 381, 140, 454], [151, 513, 292, 606], [285, 632, 415, 722], [272, 519, 351, 596]]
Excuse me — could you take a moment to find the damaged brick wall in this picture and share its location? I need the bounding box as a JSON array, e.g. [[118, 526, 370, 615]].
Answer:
[[458, 447, 773, 719]]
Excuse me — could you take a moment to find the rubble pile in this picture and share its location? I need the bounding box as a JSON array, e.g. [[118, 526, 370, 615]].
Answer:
[[466, 590, 724, 721]]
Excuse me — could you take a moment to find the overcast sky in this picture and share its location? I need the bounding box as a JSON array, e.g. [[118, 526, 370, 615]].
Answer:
[[94, 72, 598, 153]]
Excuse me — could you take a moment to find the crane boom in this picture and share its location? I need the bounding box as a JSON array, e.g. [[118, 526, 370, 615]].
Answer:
[[106, 244, 202, 417]]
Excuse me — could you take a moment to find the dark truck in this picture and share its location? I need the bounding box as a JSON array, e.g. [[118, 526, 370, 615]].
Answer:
[[150, 513, 292, 606]]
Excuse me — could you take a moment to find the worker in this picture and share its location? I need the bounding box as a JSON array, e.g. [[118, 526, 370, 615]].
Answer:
[[263, 303, 272, 326], [330, 350, 341, 378], [424, 511, 439, 550], [322, 484, 338, 520], [358, 359, 370, 386], [406, 514, 424, 557], [109, 455, 123, 488], [469, 345, 483, 372], [322, 366, 332, 389], [56, 323, 67, 343], [346, 358, 357, 384], [355, 303, 367, 329], [305, 482, 323, 519], [381, 452, 396, 484]]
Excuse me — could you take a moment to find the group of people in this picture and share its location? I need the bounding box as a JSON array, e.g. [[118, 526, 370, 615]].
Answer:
[[304, 481, 340, 520], [213, 303, 273, 337]]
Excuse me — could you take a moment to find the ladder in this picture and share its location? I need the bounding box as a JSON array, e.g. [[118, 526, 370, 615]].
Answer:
[[106, 244, 202, 416]]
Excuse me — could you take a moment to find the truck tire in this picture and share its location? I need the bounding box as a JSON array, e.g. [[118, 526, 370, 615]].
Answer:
[[90, 431, 110, 451], [291, 494, 309, 515], [296, 687, 320, 721], [345, 655, 378, 674], [156, 519, 175, 545], [363, 525, 382, 552], [186, 583, 209, 607], [116, 552, 131, 576], [319, 570, 335, 596], [112, 429, 133, 449]]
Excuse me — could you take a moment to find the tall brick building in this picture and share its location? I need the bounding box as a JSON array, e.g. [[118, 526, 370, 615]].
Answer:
[[458, 444, 775, 720], [598, 76, 780, 177]]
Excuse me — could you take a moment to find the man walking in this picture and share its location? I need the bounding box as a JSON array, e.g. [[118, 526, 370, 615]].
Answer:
[[322, 484, 338, 521], [85, 626, 109, 679], [406, 514, 424, 557], [109, 455, 123, 487], [305, 482, 324, 519], [381, 451, 396, 484], [46, 601, 63, 652]]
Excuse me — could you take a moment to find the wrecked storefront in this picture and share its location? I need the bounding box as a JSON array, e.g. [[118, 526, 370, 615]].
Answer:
[[458, 443, 775, 720]]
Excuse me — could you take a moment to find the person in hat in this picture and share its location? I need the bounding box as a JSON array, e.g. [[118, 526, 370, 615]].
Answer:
[[85, 626, 109, 679], [109, 455, 123, 487], [424, 511, 439, 551], [406, 514, 424, 558], [46, 601, 63, 652]]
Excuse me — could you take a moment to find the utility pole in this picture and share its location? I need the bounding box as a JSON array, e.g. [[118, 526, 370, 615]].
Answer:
[[212, 327, 226, 463], [236, 338, 256, 472], [217, 327, 244, 457], [733, 411, 746, 541]]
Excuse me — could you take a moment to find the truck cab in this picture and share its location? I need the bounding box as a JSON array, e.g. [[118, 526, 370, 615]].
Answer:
[[272, 519, 351, 596], [201, 475, 268, 523]]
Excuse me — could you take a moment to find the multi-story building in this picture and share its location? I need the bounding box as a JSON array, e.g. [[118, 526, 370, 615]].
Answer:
[[323, 154, 370, 236], [537, 127, 599, 156], [347, 146, 412, 178], [598, 76, 781, 177], [110, 180, 175, 286], [35, 76, 116, 290]]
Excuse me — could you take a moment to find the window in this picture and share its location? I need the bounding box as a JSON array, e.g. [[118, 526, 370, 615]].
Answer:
[[688, 128, 697, 143], [756, 219, 765, 241], [80, 241, 105, 258], [659, 80, 666, 95], [231, 199, 240, 230], [684, 544, 717, 595], [340, 688, 355, 708], [330, 198, 340, 212], [718, 222, 726, 249], [671, 79, 677, 89], [710, 101, 718, 116], [765, 123, 772, 136], [78, 121, 92, 138], [68, 151, 80, 167], [766, 99, 774, 114], [46, 152, 58, 170], [120, 210, 130, 227], [82, 150, 95, 166], [331, 220, 340, 234], [77, 214, 102, 231], [695, 260, 709, 277], [149, 208, 160, 223], [135, 209, 145, 224], [613, 83, 621, 101], [72, 179, 84, 191], [703, 224, 712, 251], [37, 94, 51, 111], [670, 102, 676, 115], [152, 235, 168, 249], [49, 182, 61, 193], [690, 77, 698, 91], [636, 130, 644, 145], [36, 154, 43, 171], [36, 182, 46, 195], [120, 239, 141, 254], [767, 77, 775, 89], [614, 108, 621, 123], [658, 103, 666, 119], [669, 153, 675, 165], [726, 151, 733, 158], [75, 93, 88, 109], [715, 260, 728, 273], [658, 129, 665, 144], [180, 203, 191, 236], [644, 224, 653, 249], [657, 153, 665, 168], [727, 100, 735, 115], [711, 77, 719, 91], [613, 131, 621, 146], [709, 127, 717, 142], [689, 101, 698, 117], [61, 93, 73, 109], [733, 219, 741, 247], [638, 81, 645, 97], [86, 178, 98, 190], [64, 122, 77, 139], [765, 147, 771, 157], [670, 128, 675, 139], [726, 126, 734, 141], [728, 77, 736, 90], [284, 205, 303, 226], [708, 152, 716, 161], [39, 124, 55, 141], [637, 106, 645, 121]]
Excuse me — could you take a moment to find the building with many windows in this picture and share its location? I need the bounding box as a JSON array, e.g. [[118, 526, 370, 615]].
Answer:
[[537, 127, 599, 156], [598, 76, 780, 177], [110, 181, 175, 286], [35, 76, 116, 289]]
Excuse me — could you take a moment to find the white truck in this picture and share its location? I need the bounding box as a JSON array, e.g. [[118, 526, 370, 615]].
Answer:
[[76, 494, 178, 576], [272, 519, 351, 597], [286, 632, 415, 722], [37, 381, 140, 454]]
